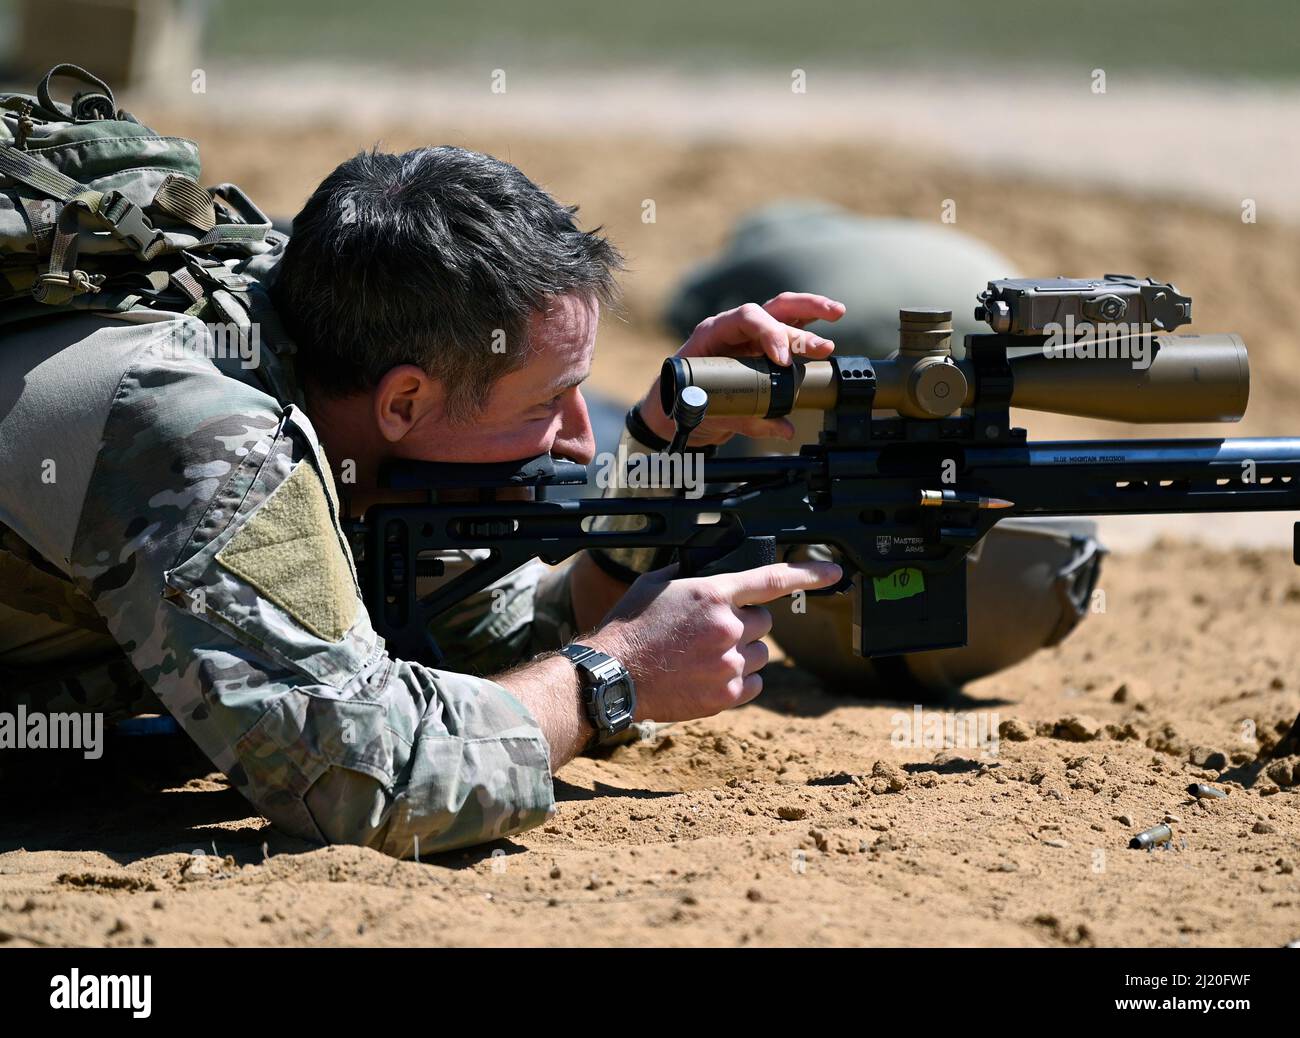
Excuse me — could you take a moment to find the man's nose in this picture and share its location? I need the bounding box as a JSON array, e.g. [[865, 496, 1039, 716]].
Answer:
[[552, 390, 596, 464]]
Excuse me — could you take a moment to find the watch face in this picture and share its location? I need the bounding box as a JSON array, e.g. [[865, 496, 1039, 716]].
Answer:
[[603, 686, 632, 719], [573, 648, 636, 739], [595, 679, 634, 727]]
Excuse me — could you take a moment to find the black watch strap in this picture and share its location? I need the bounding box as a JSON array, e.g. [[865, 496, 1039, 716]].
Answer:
[[625, 405, 671, 450], [560, 643, 636, 748]]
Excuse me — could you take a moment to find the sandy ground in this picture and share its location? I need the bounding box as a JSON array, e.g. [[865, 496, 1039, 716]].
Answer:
[[3, 542, 1298, 947], [2, 93, 1299, 947]]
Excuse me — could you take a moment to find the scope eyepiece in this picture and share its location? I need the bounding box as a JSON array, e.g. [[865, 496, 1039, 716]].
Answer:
[[661, 355, 809, 419]]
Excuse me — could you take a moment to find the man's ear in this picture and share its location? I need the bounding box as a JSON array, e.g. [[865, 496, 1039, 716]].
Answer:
[[373, 364, 443, 443]]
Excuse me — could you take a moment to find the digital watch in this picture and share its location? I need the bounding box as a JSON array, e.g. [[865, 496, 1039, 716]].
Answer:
[[559, 643, 637, 748]]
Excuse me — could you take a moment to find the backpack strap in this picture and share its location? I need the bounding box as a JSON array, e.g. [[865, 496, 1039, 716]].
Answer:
[[0, 140, 169, 304], [35, 63, 117, 122], [17, 196, 55, 257], [0, 139, 87, 201], [152, 173, 217, 233], [191, 182, 273, 250]]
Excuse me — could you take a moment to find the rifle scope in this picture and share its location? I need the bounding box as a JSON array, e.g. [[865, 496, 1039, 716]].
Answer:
[[662, 310, 1248, 424]]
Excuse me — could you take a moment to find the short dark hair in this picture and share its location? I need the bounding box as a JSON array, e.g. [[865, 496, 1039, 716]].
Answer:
[[271, 146, 622, 419]]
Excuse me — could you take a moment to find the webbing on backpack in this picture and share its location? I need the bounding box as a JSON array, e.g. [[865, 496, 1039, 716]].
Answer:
[[152, 173, 216, 232], [1, 64, 276, 325], [0, 139, 168, 304]]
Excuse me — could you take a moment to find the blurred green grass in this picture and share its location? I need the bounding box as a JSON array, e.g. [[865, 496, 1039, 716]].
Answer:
[[205, 0, 1300, 80]]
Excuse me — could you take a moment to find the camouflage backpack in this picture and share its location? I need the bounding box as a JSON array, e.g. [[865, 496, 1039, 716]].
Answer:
[[0, 63, 280, 330]]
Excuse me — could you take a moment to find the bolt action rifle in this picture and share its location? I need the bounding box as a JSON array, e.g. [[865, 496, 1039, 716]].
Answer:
[[346, 276, 1300, 666]]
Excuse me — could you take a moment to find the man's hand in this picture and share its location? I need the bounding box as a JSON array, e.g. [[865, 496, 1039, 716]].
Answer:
[[585, 560, 842, 722], [636, 292, 846, 447]]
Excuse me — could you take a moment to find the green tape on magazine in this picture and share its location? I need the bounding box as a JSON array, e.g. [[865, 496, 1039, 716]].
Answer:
[[873, 567, 925, 602]]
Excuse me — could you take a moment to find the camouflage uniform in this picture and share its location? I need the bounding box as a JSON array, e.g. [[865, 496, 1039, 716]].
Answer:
[[0, 251, 568, 856]]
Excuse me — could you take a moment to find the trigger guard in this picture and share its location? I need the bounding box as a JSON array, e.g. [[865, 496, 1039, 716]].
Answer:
[[807, 572, 854, 597], [780, 545, 853, 596]]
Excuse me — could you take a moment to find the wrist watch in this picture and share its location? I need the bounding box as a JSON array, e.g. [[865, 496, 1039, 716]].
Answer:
[[560, 643, 637, 748]]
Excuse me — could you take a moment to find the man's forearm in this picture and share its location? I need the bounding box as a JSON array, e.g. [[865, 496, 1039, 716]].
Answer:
[[496, 652, 595, 772]]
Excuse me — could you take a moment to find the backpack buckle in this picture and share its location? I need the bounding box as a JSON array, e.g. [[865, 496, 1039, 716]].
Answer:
[[100, 190, 162, 257], [185, 256, 253, 292]]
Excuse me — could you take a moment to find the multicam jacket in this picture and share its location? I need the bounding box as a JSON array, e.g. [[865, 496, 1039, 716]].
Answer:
[[0, 268, 575, 856]]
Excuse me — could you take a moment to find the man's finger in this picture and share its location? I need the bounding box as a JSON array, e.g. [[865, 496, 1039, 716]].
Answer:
[[729, 304, 796, 364], [740, 639, 770, 676], [703, 304, 831, 366], [717, 560, 843, 607], [735, 672, 764, 705], [762, 292, 847, 327], [735, 604, 773, 643], [787, 328, 835, 361], [729, 416, 796, 441]]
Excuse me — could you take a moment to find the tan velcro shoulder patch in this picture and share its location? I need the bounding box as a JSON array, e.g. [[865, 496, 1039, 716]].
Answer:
[[215, 462, 358, 642]]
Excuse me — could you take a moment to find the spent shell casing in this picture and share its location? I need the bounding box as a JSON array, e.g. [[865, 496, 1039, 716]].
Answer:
[[1187, 783, 1227, 799], [1129, 824, 1173, 850]]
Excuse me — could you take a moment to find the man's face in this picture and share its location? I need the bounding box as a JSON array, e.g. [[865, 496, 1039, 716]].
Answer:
[[395, 292, 599, 466]]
